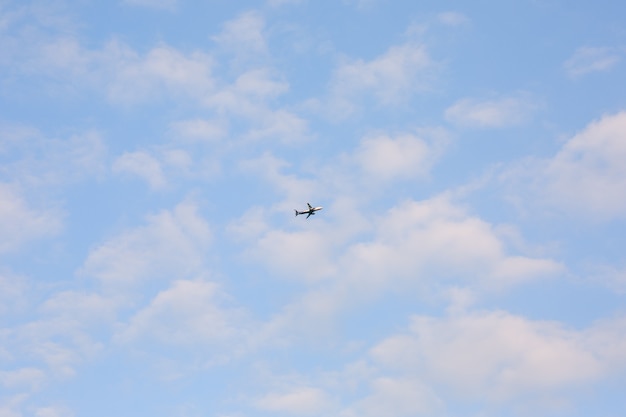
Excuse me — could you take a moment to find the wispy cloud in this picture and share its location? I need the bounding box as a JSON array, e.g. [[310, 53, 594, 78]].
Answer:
[[327, 41, 437, 117], [437, 11, 470, 26], [80, 201, 212, 290], [502, 111, 626, 220], [111, 144, 220, 189], [203, 67, 310, 144], [112, 151, 167, 190], [544, 111, 626, 218], [345, 377, 444, 417], [3, 29, 215, 104], [0, 126, 107, 187], [123, 0, 178, 11], [0, 367, 46, 391], [564, 46, 621, 78], [353, 131, 446, 182], [256, 386, 334, 414], [3, 6, 305, 149], [587, 264, 626, 294], [0, 183, 62, 253], [169, 118, 228, 143], [445, 92, 539, 128], [212, 11, 268, 63], [117, 279, 250, 354], [104, 41, 215, 104], [0, 272, 30, 315]]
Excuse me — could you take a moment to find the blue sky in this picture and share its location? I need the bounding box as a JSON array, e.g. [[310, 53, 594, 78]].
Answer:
[[2, 0, 626, 416]]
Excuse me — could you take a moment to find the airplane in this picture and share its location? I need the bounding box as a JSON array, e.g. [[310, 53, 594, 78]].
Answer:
[[295, 203, 323, 219]]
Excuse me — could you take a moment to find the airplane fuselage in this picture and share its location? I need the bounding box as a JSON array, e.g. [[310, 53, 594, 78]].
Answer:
[[295, 203, 323, 219]]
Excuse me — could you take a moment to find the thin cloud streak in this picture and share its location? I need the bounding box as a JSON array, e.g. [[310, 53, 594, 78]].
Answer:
[[564, 46, 622, 78], [445, 93, 539, 128]]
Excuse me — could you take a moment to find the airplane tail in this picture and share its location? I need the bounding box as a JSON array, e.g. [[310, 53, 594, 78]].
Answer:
[[294, 209, 300, 216]]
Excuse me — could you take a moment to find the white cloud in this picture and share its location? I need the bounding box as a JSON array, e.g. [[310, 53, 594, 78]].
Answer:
[[212, 11, 268, 59], [4, 9, 306, 145], [235, 133, 562, 329], [585, 315, 626, 369], [329, 42, 436, 117], [0, 394, 28, 417], [504, 111, 626, 220], [249, 229, 338, 283], [0, 1, 76, 42], [5, 29, 214, 104], [161, 149, 193, 174], [80, 201, 212, 290], [238, 152, 320, 205], [258, 310, 626, 416], [0, 127, 107, 187], [103, 41, 215, 104], [34, 405, 74, 417], [437, 11, 469, 26], [233, 68, 289, 98], [0, 272, 30, 314], [113, 145, 218, 187], [257, 195, 562, 346], [336, 43, 433, 101], [256, 111, 310, 143], [3, 1, 624, 416], [0, 124, 41, 153], [564, 46, 621, 78], [8, 203, 215, 384], [354, 132, 445, 182], [228, 68, 287, 98], [0, 288, 117, 409], [346, 377, 444, 417], [256, 387, 333, 415], [445, 93, 538, 128], [40, 291, 119, 324], [444, 286, 477, 314], [112, 151, 167, 190], [368, 310, 626, 403], [226, 207, 271, 242], [343, 196, 562, 292], [0, 368, 46, 391], [235, 128, 447, 221], [587, 264, 626, 294], [118, 279, 248, 350], [169, 119, 227, 143], [204, 69, 309, 144], [543, 111, 626, 218], [0, 285, 115, 409], [0, 183, 61, 253], [9, 318, 103, 380]]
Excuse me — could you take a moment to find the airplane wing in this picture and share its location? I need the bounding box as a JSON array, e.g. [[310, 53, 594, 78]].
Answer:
[[306, 212, 313, 219], [307, 203, 313, 209]]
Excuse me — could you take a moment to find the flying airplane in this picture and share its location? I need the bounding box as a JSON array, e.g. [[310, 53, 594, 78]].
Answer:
[[295, 203, 323, 219]]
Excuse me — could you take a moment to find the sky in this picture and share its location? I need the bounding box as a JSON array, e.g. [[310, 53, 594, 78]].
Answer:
[[1, 0, 626, 416]]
